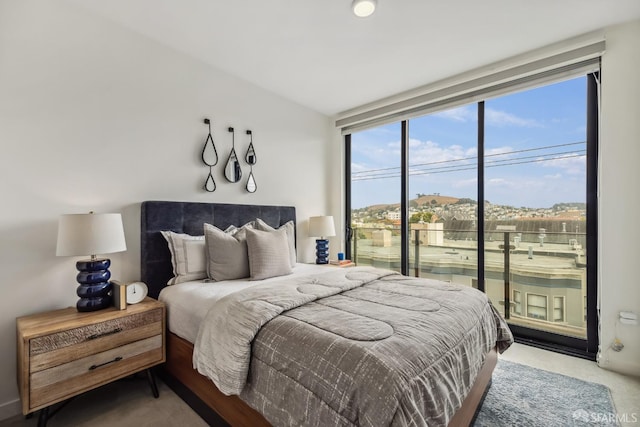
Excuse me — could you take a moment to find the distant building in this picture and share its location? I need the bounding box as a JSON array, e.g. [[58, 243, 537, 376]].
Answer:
[[386, 211, 401, 220]]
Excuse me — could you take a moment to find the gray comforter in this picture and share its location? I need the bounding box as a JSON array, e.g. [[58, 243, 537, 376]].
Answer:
[[193, 267, 513, 426]]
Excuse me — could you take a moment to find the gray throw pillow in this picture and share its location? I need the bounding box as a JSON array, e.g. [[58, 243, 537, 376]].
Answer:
[[246, 227, 293, 280], [254, 218, 296, 267], [204, 222, 253, 281]]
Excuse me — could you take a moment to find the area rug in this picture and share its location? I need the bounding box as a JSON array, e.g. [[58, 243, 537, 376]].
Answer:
[[474, 360, 619, 427]]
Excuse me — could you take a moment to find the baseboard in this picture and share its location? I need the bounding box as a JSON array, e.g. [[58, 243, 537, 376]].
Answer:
[[0, 398, 21, 422], [514, 336, 597, 361], [597, 355, 640, 377]]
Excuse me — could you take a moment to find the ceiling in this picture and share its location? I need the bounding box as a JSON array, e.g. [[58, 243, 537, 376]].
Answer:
[[68, 0, 640, 116]]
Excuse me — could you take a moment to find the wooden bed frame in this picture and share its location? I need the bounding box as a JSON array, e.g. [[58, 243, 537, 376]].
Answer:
[[164, 331, 497, 427], [140, 201, 496, 426]]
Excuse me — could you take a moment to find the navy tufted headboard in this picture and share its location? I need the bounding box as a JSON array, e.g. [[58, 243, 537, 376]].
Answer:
[[140, 200, 296, 299]]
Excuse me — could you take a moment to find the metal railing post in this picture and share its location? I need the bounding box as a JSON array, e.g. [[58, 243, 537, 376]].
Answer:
[[353, 227, 358, 265], [502, 232, 511, 319], [414, 229, 420, 277], [504, 231, 511, 319]]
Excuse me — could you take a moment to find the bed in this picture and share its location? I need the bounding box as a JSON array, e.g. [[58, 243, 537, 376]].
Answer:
[[140, 200, 513, 426]]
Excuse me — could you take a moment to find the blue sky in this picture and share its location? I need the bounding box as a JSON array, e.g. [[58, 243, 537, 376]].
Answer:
[[351, 76, 588, 209]]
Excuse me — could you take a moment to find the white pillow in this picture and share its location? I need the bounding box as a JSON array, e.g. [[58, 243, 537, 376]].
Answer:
[[204, 222, 254, 281], [160, 231, 206, 285], [254, 218, 296, 267], [246, 227, 293, 280]]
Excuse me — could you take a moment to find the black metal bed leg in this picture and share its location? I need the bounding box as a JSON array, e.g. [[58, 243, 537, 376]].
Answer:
[[147, 368, 159, 398], [37, 406, 49, 427]]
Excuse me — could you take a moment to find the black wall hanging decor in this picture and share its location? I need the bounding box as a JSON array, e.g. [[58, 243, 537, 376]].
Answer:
[[201, 118, 218, 192], [245, 130, 257, 193], [224, 127, 242, 183]]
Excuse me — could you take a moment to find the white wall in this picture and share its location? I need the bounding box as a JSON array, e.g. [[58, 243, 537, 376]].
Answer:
[[597, 19, 640, 376], [0, 0, 334, 418]]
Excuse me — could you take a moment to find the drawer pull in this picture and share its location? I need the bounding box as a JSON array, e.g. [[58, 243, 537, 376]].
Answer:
[[88, 356, 123, 371], [87, 328, 122, 341]]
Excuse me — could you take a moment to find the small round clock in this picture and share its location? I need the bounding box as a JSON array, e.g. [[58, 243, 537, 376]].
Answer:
[[126, 281, 148, 304]]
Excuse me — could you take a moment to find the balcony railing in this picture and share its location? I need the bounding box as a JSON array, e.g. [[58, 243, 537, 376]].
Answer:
[[351, 225, 587, 339]]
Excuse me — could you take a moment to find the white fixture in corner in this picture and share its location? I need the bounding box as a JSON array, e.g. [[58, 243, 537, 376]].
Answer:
[[619, 311, 638, 325], [352, 0, 377, 17]]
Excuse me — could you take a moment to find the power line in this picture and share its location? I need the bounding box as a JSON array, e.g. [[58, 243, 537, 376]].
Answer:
[[352, 141, 586, 176], [352, 152, 586, 181], [356, 149, 586, 179]]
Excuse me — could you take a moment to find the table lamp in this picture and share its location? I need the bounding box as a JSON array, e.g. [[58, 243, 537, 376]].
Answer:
[[56, 212, 127, 312], [309, 216, 335, 264]]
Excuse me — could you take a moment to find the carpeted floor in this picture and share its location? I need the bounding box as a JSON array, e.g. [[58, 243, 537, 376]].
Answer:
[[474, 360, 619, 427], [0, 359, 621, 426]]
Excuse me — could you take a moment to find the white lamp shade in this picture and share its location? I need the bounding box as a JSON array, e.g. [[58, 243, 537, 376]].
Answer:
[[56, 213, 127, 257], [308, 216, 336, 238]]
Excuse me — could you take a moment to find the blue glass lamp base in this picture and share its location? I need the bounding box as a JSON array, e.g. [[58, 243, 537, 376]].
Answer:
[[315, 239, 329, 264], [75, 259, 113, 312]]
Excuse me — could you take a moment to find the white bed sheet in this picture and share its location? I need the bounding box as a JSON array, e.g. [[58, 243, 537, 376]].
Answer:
[[158, 263, 331, 343]]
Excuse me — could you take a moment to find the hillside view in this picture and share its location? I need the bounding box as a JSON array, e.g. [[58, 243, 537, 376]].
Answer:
[[353, 194, 586, 222]]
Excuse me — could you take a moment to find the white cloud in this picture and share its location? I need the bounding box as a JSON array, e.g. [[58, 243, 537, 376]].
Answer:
[[543, 173, 563, 179], [488, 178, 508, 185], [451, 177, 477, 188], [485, 108, 541, 128], [351, 139, 402, 169], [408, 138, 423, 148], [486, 146, 514, 157], [408, 138, 475, 166], [433, 106, 476, 122], [433, 106, 541, 128], [387, 140, 401, 148], [539, 153, 586, 175], [350, 162, 370, 173]]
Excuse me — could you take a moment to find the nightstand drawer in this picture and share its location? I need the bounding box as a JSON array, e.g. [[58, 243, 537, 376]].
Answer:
[[30, 309, 162, 355], [30, 335, 163, 409], [30, 317, 162, 372]]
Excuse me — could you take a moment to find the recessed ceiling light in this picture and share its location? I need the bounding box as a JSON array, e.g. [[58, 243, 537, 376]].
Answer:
[[352, 0, 377, 18]]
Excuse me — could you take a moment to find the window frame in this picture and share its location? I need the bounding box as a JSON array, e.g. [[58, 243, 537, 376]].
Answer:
[[344, 72, 599, 360]]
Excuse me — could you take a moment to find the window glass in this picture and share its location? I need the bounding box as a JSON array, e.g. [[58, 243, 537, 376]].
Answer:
[[408, 104, 478, 281], [527, 293, 548, 320], [513, 290, 522, 315], [554, 296, 566, 322], [350, 123, 402, 272], [485, 77, 587, 337]]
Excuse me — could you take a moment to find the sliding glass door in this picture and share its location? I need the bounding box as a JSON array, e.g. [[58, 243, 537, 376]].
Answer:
[[484, 77, 589, 340], [346, 74, 598, 357]]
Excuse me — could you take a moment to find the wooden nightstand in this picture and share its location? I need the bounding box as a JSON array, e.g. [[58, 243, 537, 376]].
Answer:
[[16, 298, 165, 426]]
